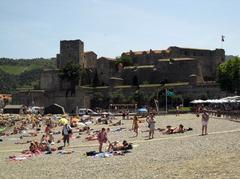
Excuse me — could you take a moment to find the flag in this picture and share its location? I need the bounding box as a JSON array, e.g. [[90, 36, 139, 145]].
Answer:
[[221, 35, 225, 42], [167, 90, 175, 97]]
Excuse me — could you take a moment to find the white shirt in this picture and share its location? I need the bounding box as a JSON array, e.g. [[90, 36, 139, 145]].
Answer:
[[63, 125, 72, 135]]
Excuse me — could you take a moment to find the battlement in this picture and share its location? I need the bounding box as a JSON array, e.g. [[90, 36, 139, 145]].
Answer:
[[57, 39, 84, 69]]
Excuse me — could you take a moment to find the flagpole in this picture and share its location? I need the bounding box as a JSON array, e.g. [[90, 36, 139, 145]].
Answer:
[[221, 35, 225, 49], [165, 88, 168, 114]]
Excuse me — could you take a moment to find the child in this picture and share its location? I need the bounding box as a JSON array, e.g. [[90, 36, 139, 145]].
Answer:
[[97, 128, 108, 153], [132, 115, 139, 137]]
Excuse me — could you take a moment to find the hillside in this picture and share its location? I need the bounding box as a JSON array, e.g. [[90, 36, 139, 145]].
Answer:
[[0, 58, 56, 93]]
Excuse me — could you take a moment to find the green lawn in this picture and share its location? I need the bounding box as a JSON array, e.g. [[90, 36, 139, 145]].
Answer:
[[0, 65, 27, 74], [0, 64, 41, 75]]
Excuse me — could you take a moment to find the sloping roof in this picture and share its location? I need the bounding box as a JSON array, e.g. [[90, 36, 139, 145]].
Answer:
[[44, 103, 65, 114], [97, 57, 116, 61], [123, 49, 170, 56], [168, 46, 212, 51], [84, 51, 97, 55]]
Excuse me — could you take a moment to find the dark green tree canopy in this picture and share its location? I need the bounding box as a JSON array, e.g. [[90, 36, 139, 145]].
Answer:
[[217, 57, 240, 94], [59, 62, 81, 83], [116, 54, 133, 67]]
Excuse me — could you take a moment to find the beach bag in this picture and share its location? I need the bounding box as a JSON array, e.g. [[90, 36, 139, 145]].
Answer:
[[86, 151, 97, 156], [148, 123, 150, 128], [67, 125, 72, 134], [126, 143, 133, 150], [68, 129, 72, 134]]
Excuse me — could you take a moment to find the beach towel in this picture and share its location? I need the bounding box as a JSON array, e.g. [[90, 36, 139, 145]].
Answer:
[[58, 150, 74, 154], [111, 127, 126, 133], [93, 152, 113, 158], [9, 154, 32, 161]]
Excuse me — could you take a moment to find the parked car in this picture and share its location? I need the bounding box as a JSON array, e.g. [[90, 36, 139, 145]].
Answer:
[[78, 108, 98, 116]]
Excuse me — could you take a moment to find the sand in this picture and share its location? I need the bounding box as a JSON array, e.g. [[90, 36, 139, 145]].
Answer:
[[0, 114, 240, 179]]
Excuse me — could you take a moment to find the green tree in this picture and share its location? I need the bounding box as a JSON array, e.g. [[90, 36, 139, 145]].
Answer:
[[133, 90, 146, 106], [91, 92, 109, 108], [217, 57, 240, 94], [110, 90, 125, 104], [59, 62, 81, 96], [92, 72, 99, 87], [116, 54, 133, 67]]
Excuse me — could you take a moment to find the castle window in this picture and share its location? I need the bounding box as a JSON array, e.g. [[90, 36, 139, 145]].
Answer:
[[184, 51, 188, 56], [193, 52, 196, 56]]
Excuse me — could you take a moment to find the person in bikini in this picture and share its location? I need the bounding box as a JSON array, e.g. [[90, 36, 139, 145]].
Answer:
[[97, 128, 108, 153], [107, 140, 131, 152], [132, 115, 139, 137]]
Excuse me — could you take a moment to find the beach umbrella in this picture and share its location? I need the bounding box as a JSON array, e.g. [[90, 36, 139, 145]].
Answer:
[[59, 118, 68, 125], [190, 99, 206, 104]]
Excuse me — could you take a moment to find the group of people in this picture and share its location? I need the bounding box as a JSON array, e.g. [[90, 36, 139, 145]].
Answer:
[[96, 127, 132, 153], [0, 108, 212, 156]]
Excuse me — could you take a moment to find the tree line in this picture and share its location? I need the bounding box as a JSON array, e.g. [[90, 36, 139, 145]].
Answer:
[[0, 58, 56, 93]]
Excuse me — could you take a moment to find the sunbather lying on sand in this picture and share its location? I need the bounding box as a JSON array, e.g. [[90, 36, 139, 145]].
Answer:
[[162, 125, 175, 134], [162, 124, 192, 134], [109, 120, 122, 126], [15, 140, 31, 144], [85, 134, 98, 141], [79, 126, 91, 134], [107, 140, 132, 152]]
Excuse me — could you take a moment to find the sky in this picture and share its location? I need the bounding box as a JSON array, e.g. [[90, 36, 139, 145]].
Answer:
[[0, 0, 239, 59]]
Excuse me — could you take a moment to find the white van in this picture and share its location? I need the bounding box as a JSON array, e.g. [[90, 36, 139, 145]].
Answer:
[[78, 108, 98, 116]]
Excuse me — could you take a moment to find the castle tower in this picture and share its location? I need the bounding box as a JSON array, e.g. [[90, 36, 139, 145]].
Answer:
[[57, 39, 84, 68]]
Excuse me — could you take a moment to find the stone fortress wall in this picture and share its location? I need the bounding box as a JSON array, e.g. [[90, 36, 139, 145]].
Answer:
[[15, 39, 226, 112], [122, 46, 225, 82]]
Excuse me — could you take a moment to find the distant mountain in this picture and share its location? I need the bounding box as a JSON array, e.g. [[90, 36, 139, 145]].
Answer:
[[225, 55, 238, 61], [0, 58, 56, 93]]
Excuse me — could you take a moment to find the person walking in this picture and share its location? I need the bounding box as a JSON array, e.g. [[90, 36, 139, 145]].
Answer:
[[201, 109, 209, 135], [62, 123, 72, 147]]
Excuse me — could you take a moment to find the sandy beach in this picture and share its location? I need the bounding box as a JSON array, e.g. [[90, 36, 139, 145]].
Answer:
[[0, 114, 240, 179]]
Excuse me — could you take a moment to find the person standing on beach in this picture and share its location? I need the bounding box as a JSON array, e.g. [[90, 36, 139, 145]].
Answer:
[[97, 128, 108, 153], [122, 111, 126, 120], [147, 113, 156, 139], [62, 123, 72, 147], [132, 115, 139, 137], [201, 109, 209, 135], [176, 105, 180, 116]]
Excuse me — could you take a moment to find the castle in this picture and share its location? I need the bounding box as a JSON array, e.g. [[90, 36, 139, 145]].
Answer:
[[14, 39, 226, 112]]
